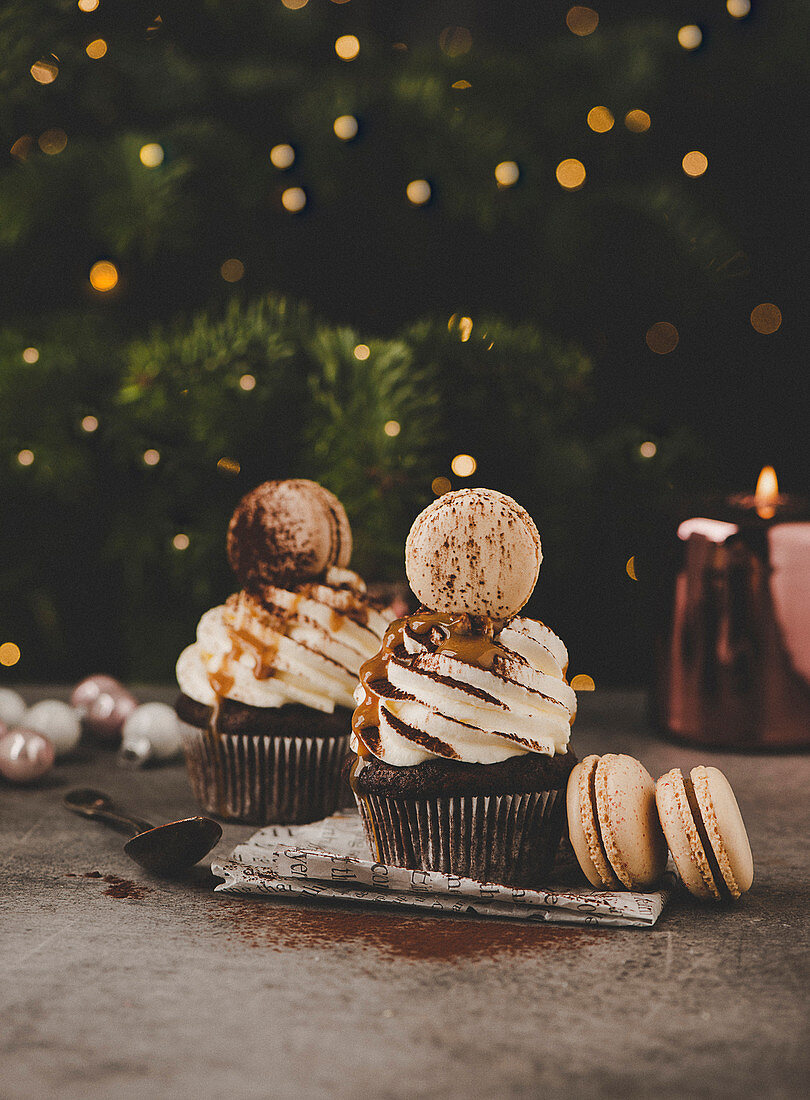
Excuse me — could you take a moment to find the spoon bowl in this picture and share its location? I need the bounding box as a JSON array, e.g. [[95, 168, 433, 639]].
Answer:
[[124, 817, 223, 875], [64, 788, 222, 876]]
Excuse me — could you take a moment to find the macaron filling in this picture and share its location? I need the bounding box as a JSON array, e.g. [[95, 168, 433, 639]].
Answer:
[[683, 772, 733, 901]]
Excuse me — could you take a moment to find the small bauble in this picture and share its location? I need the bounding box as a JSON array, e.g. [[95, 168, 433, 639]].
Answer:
[[120, 703, 183, 767], [22, 700, 82, 757], [71, 675, 138, 742], [227, 479, 352, 590], [0, 688, 27, 729], [405, 487, 543, 620], [0, 729, 55, 784]]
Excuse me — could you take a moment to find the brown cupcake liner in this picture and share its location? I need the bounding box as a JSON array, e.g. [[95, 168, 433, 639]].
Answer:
[[354, 787, 567, 888], [182, 727, 349, 825]]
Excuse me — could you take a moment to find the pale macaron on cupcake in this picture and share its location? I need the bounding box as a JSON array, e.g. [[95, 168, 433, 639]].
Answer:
[[349, 487, 578, 887], [566, 753, 668, 890], [656, 766, 753, 902], [176, 479, 390, 824]]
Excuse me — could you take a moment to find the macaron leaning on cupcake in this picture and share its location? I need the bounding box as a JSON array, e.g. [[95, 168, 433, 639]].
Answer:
[[349, 487, 578, 888], [176, 479, 391, 824]]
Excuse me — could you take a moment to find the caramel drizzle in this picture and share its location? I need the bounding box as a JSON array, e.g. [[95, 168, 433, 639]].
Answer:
[[351, 610, 512, 758]]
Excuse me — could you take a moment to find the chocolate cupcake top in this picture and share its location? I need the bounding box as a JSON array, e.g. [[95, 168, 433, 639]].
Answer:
[[177, 479, 388, 715], [352, 488, 576, 766]]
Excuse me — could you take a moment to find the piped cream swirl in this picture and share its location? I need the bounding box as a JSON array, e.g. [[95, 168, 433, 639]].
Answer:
[[352, 612, 576, 765], [177, 567, 390, 713]]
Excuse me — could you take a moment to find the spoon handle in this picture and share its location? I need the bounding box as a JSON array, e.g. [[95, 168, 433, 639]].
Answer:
[[64, 790, 154, 837]]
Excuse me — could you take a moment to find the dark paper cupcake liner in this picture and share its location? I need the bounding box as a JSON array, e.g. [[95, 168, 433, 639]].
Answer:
[[182, 727, 349, 825], [354, 788, 567, 888]]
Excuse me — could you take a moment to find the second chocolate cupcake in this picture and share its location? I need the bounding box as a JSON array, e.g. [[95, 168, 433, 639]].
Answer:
[[349, 488, 578, 887]]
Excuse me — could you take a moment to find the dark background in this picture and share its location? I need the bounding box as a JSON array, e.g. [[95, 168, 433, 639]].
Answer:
[[1, 0, 807, 686]]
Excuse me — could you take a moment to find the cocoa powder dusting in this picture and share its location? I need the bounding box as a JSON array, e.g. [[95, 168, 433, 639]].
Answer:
[[65, 870, 149, 900], [213, 898, 589, 961]]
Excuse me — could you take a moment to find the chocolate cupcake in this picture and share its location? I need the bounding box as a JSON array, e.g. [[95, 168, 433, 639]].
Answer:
[[349, 488, 577, 887], [176, 479, 390, 824]]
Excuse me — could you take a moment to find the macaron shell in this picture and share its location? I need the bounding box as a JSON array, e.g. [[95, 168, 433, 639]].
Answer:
[[405, 488, 542, 620], [566, 757, 620, 889], [655, 769, 719, 901], [595, 754, 668, 890], [691, 766, 754, 898]]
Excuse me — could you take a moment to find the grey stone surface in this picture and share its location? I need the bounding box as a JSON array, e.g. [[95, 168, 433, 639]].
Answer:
[[1, 687, 808, 1100]]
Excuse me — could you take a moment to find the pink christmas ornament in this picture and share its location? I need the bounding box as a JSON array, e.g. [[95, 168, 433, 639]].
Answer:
[[71, 675, 138, 743], [0, 729, 55, 784]]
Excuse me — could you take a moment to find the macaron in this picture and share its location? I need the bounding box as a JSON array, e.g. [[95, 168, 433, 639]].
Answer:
[[227, 479, 352, 590], [567, 753, 668, 890], [655, 766, 753, 902], [405, 487, 542, 620]]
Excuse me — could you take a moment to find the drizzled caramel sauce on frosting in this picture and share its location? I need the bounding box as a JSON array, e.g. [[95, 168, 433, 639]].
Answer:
[[352, 610, 513, 759]]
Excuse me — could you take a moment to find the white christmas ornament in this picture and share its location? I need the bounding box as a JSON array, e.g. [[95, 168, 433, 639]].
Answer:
[[120, 703, 183, 767], [22, 700, 82, 757], [0, 688, 27, 729]]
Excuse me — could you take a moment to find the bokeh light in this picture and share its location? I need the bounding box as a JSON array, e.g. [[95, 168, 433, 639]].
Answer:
[[625, 110, 651, 133], [143, 449, 160, 466], [78, 0, 100, 10], [570, 673, 595, 691], [727, 0, 751, 16], [556, 159, 586, 190], [678, 25, 703, 50], [220, 258, 245, 282], [383, 420, 401, 437], [17, 449, 34, 467], [750, 303, 782, 334], [495, 161, 520, 188], [31, 59, 58, 84], [10, 136, 35, 162], [640, 441, 657, 458], [81, 415, 99, 433], [452, 80, 472, 90], [0, 642, 22, 667], [281, 0, 309, 8], [217, 457, 241, 475], [451, 454, 477, 477], [353, 344, 370, 360], [406, 179, 431, 206], [335, 35, 360, 61], [172, 533, 190, 550], [139, 143, 164, 167], [86, 38, 107, 59], [22, 347, 39, 364], [38, 129, 68, 155], [270, 143, 295, 169], [626, 556, 638, 581], [432, 477, 452, 496], [682, 150, 708, 177], [439, 26, 472, 57], [89, 261, 119, 292], [458, 316, 473, 342], [587, 106, 614, 133], [645, 322, 679, 354], [566, 7, 599, 36], [333, 115, 358, 141], [239, 374, 256, 391], [281, 187, 307, 212]]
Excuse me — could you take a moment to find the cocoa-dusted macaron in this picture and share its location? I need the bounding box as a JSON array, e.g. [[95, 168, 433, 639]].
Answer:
[[405, 487, 542, 620], [656, 766, 753, 902], [566, 753, 668, 890], [227, 478, 352, 592]]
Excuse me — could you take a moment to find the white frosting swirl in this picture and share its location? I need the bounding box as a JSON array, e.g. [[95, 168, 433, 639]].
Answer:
[[177, 567, 390, 713], [352, 614, 576, 765]]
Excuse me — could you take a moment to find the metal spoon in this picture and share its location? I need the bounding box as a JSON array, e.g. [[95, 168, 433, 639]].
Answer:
[[64, 788, 222, 876]]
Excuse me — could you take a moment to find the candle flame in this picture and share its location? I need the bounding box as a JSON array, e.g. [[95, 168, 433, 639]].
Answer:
[[755, 465, 778, 518]]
